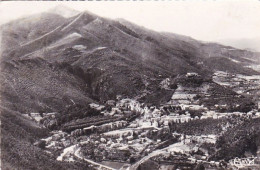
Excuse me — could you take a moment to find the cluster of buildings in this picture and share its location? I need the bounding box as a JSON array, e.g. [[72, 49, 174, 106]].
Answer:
[[71, 120, 128, 136], [32, 71, 260, 168], [213, 71, 260, 95]]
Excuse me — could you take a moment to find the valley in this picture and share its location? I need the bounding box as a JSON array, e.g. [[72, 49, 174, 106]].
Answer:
[[22, 72, 260, 170], [1, 6, 260, 170]]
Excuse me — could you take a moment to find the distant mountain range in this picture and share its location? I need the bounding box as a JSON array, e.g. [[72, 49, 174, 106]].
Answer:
[[218, 37, 260, 53]]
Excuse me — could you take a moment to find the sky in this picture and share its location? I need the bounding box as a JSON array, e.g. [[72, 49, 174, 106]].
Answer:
[[0, 0, 260, 51]]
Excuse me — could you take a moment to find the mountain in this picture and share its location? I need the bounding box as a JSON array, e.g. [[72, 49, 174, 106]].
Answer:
[[48, 5, 80, 18], [1, 6, 259, 115], [2, 9, 259, 105], [1, 6, 260, 170], [218, 37, 260, 53], [0, 12, 67, 54]]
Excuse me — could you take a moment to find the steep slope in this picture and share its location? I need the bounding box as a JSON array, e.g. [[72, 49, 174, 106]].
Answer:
[[203, 57, 258, 75], [118, 19, 260, 75], [0, 57, 93, 113], [4, 10, 259, 77], [1, 12, 96, 61], [3, 12, 209, 102], [1, 107, 93, 170], [1, 13, 67, 53], [83, 18, 202, 74], [1, 9, 259, 107]]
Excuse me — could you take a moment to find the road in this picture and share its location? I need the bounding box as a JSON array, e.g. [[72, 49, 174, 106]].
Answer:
[[74, 147, 116, 170], [129, 150, 165, 170], [129, 140, 185, 170]]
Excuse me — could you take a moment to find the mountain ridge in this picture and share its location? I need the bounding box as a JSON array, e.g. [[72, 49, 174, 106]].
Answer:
[[1, 8, 260, 110]]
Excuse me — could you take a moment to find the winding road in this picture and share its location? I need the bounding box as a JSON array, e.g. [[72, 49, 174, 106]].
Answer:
[[74, 147, 116, 170]]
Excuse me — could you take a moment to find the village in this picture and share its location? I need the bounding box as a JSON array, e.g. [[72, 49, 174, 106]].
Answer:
[[22, 72, 260, 170], [25, 100, 259, 169], [213, 71, 260, 107]]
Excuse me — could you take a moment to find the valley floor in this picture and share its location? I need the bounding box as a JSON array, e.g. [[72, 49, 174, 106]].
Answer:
[[9, 72, 260, 170]]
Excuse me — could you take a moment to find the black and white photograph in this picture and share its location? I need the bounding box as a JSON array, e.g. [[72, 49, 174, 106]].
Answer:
[[0, 1, 260, 169]]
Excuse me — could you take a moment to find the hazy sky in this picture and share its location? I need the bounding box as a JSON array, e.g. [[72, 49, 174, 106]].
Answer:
[[1, 0, 260, 50]]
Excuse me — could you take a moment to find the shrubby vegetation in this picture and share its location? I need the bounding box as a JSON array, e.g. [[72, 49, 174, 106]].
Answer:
[[140, 88, 174, 107], [57, 104, 101, 125], [211, 118, 260, 161], [174, 74, 205, 87], [81, 142, 131, 162], [1, 108, 93, 170]]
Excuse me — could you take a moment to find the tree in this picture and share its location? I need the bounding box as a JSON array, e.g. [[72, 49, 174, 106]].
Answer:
[[194, 163, 205, 170], [130, 157, 136, 163], [37, 140, 46, 149]]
